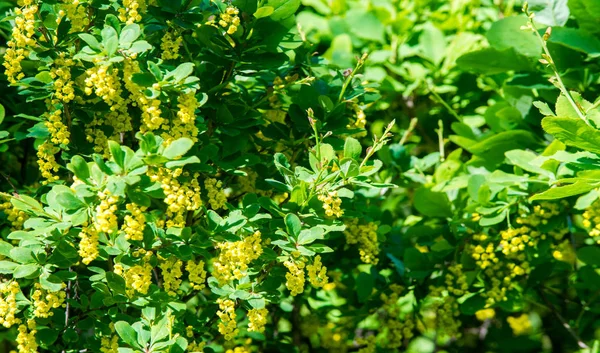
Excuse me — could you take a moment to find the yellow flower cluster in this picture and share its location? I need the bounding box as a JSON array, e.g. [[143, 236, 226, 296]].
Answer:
[[16, 319, 38, 353], [149, 167, 202, 228], [217, 298, 239, 340], [85, 117, 110, 155], [122, 203, 146, 241], [118, 0, 146, 24], [284, 258, 305, 296], [499, 226, 539, 255], [186, 259, 207, 291], [344, 220, 379, 264], [205, 178, 227, 210], [218, 7, 241, 35], [350, 103, 367, 129], [37, 140, 60, 184], [306, 255, 328, 288], [469, 234, 497, 269], [95, 190, 119, 234], [114, 260, 153, 297], [444, 264, 468, 296], [79, 225, 99, 265], [45, 109, 70, 146], [187, 340, 206, 353], [0, 281, 20, 328], [100, 334, 119, 353], [320, 322, 348, 351], [379, 284, 414, 348], [161, 92, 199, 144], [425, 286, 461, 338], [3, 0, 38, 84], [583, 199, 600, 243], [507, 314, 531, 336], [123, 59, 164, 132], [475, 308, 495, 321], [50, 54, 76, 103], [357, 336, 376, 353], [84, 65, 132, 135], [0, 200, 28, 230], [32, 282, 67, 318], [161, 30, 183, 60], [213, 231, 263, 284], [247, 308, 268, 333], [160, 257, 183, 296], [552, 240, 576, 264], [58, 0, 89, 32], [225, 348, 249, 353], [318, 191, 343, 218]]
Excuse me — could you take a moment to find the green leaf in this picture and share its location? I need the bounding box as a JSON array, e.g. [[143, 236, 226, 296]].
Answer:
[[169, 63, 194, 82], [11, 195, 43, 214], [163, 138, 194, 159], [530, 181, 599, 201], [115, 321, 141, 349], [356, 272, 374, 303], [0, 104, 5, 125], [254, 6, 274, 18], [56, 191, 85, 211], [343, 137, 362, 160], [69, 155, 90, 181], [548, 27, 600, 55], [456, 47, 534, 74], [413, 187, 452, 218], [119, 24, 141, 47], [267, 0, 301, 21], [419, 22, 446, 65], [285, 213, 302, 238], [578, 246, 600, 266], [529, 0, 570, 26], [298, 227, 324, 245], [0, 261, 18, 274], [109, 141, 125, 169], [78, 33, 101, 51], [14, 263, 40, 278], [568, 0, 600, 36], [40, 273, 65, 292], [345, 9, 385, 42], [486, 15, 542, 58], [542, 116, 600, 154]]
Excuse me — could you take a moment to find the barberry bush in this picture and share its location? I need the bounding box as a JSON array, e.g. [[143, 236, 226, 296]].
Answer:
[[1, 0, 600, 353]]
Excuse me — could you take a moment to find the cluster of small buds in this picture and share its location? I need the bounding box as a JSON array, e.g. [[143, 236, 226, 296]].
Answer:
[[217, 298, 239, 340], [149, 167, 202, 228], [31, 283, 67, 318], [3, 0, 38, 83], [425, 286, 461, 338], [318, 191, 343, 218], [159, 256, 183, 296], [247, 308, 268, 333], [122, 203, 147, 241], [123, 59, 165, 132], [213, 231, 263, 284], [100, 334, 119, 353], [204, 178, 227, 210], [50, 54, 76, 103], [507, 314, 532, 336], [161, 92, 199, 143], [344, 219, 379, 264], [37, 141, 61, 184], [218, 7, 241, 35], [0, 200, 28, 230], [187, 340, 206, 352], [470, 234, 498, 269], [444, 264, 468, 296], [475, 308, 495, 321], [306, 255, 328, 288], [95, 190, 119, 234], [16, 319, 38, 353], [78, 225, 99, 265], [0, 281, 21, 328], [499, 226, 539, 255], [57, 0, 89, 33], [583, 199, 600, 243], [552, 240, 576, 264], [114, 257, 153, 297], [284, 255, 306, 296], [161, 29, 183, 60], [186, 259, 207, 291], [45, 109, 70, 146], [118, 0, 146, 24]]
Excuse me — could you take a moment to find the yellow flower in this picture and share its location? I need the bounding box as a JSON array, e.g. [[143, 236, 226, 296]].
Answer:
[[122, 203, 147, 241], [306, 255, 328, 288], [37, 141, 60, 184], [507, 314, 532, 336], [187, 340, 205, 352], [212, 231, 263, 285], [115, 262, 153, 297], [204, 178, 227, 210], [100, 334, 119, 353], [247, 308, 268, 333], [475, 308, 495, 321], [186, 259, 207, 291], [344, 220, 379, 264], [3, 2, 38, 84], [0, 281, 21, 328], [16, 319, 38, 353], [95, 191, 119, 234], [161, 29, 183, 60], [31, 283, 67, 318], [160, 257, 183, 296], [123, 59, 164, 132], [284, 259, 305, 296], [0, 200, 28, 230], [552, 240, 576, 264], [79, 225, 99, 265], [217, 298, 239, 340], [318, 191, 343, 218], [148, 167, 202, 228], [118, 0, 146, 24], [57, 0, 89, 32]]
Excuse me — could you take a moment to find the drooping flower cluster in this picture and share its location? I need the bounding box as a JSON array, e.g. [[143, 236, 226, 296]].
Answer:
[[0, 199, 28, 230], [344, 219, 379, 264], [114, 256, 153, 297], [284, 256, 305, 296], [161, 29, 183, 60], [31, 283, 67, 318], [57, 0, 89, 32], [247, 308, 268, 333], [0, 281, 20, 328], [424, 286, 461, 338], [318, 191, 343, 218], [475, 308, 495, 321], [162, 92, 199, 143], [16, 319, 38, 353], [160, 256, 183, 296], [95, 190, 119, 234], [118, 0, 146, 24], [583, 199, 600, 243], [123, 59, 164, 132], [306, 255, 328, 288], [122, 203, 147, 241], [444, 264, 468, 296], [218, 7, 241, 35], [205, 178, 227, 210], [78, 225, 99, 265], [507, 314, 532, 336], [149, 167, 202, 228], [37, 140, 61, 184], [213, 231, 263, 284], [3, 0, 38, 84], [379, 284, 414, 348], [217, 298, 239, 341], [186, 259, 207, 291]]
